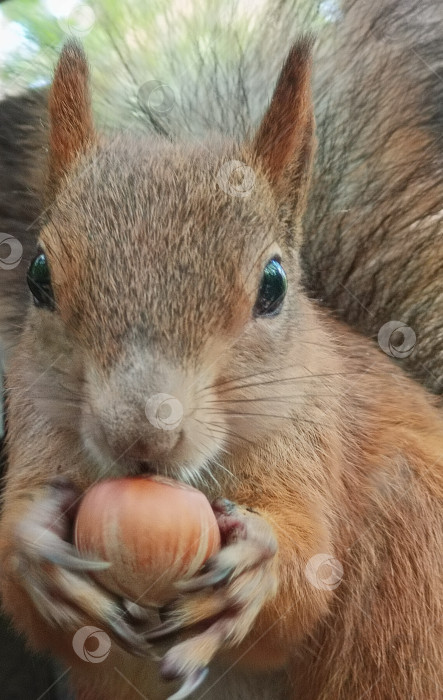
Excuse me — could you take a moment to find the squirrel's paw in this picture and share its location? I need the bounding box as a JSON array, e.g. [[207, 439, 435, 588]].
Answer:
[[146, 498, 278, 699], [8, 478, 151, 656]]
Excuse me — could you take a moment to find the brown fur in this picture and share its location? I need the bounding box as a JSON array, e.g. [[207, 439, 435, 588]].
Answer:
[[47, 41, 95, 199], [1, 0, 443, 393], [0, 24, 442, 700], [253, 39, 315, 222], [0, 90, 47, 365], [302, 0, 443, 393]]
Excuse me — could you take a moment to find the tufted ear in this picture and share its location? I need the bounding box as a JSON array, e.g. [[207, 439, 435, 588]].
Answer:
[[47, 40, 95, 197], [253, 38, 315, 227]]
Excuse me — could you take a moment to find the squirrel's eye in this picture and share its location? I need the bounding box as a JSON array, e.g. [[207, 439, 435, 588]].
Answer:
[[254, 258, 287, 317], [27, 252, 54, 310]]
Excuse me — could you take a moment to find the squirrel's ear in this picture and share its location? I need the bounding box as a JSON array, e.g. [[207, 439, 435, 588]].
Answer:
[[47, 41, 95, 196], [253, 38, 315, 221]]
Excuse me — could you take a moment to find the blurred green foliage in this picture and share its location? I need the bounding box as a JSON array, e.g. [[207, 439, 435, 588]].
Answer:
[[0, 0, 333, 126]]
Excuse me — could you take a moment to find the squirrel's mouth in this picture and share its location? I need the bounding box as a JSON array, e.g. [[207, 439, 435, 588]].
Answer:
[[135, 460, 157, 475], [81, 399, 225, 487], [82, 416, 207, 483]]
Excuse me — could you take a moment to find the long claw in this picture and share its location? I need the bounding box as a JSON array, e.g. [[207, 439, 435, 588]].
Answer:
[[144, 619, 184, 641], [122, 599, 158, 620], [107, 614, 153, 657], [17, 519, 110, 572], [175, 566, 233, 593], [166, 668, 209, 700], [43, 542, 110, 571]]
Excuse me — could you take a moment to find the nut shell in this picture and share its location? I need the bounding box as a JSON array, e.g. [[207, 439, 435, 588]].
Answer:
[[74, 476, 220, 604]]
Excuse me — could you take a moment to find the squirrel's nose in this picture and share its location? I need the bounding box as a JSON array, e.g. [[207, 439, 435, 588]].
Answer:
[[84, 364, 188, 470], [117, 432, 183, 464], [86, 410, 184, 468]]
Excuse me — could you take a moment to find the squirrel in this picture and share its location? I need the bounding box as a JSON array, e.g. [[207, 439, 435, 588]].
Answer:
[[0, 3, 442, 700], [1, 0, 443, 392]]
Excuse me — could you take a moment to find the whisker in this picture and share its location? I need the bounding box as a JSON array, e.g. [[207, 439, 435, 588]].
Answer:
[[190, 421, 237, 483], [213, 376, 346, 396], [190, 418, 233, 462], [204, 423, 261, 453], [209, 411, 332, 430], [202, 393, 335, 405], [7, 396, 82, 411], [205, 411, 292, 420], [198, 362, 301, 394], [200, 371, 360, 399], [185, 434, 222, 489]]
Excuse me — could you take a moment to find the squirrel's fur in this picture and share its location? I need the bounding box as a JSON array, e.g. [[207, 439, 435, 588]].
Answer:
[[1, 0, 443, 389], [0, 2, 442, 699]]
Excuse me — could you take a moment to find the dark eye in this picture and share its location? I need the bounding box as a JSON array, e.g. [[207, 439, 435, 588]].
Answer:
[[254, 258, 287, 317], [27, 251, 54, 310]]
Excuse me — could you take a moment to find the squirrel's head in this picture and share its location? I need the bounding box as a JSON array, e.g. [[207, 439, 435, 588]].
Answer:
[[26, 40, 317, 487]]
